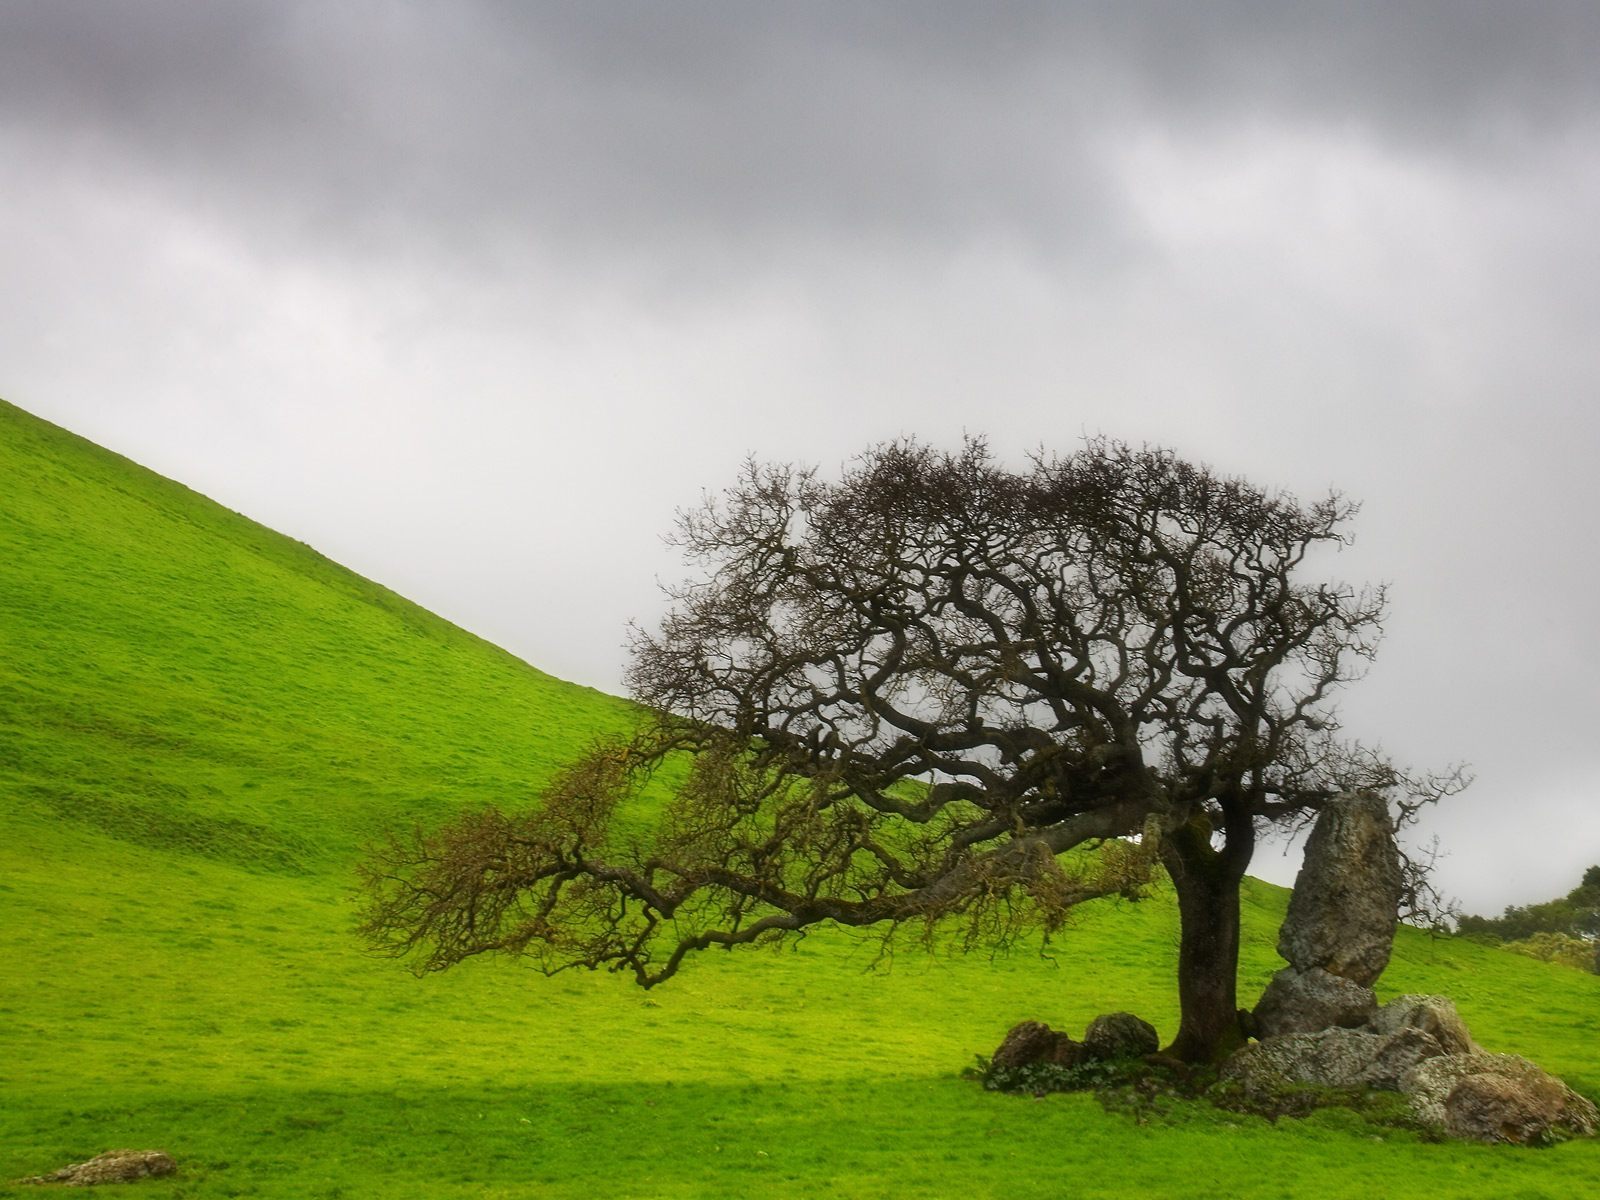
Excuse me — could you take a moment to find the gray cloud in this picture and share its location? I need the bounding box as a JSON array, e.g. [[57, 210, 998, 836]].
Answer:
[[8, 2, 1599, 273]]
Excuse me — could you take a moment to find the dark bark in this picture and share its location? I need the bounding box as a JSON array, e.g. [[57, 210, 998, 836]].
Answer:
[[1162, 816, 1251, 1063]]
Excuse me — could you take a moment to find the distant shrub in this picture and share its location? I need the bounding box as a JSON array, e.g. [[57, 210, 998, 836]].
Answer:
[[1457, 866, 1600, 949], [1502, 931, 1598, 973]]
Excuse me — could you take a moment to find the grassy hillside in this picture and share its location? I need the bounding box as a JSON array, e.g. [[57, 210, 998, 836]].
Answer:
[[1, 396, 1595, 1198]]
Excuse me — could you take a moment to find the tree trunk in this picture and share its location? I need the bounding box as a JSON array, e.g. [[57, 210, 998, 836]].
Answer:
[[1161, 818, 1249, 1064]]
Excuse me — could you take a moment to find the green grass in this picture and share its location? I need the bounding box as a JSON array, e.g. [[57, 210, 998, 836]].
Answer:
[[2, 396, 1596, 1197]]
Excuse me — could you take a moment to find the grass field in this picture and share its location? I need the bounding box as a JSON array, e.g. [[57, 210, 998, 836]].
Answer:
[[2, 396, 1596, 1197]]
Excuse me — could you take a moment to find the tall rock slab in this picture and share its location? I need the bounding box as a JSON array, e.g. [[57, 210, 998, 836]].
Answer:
[[1277, 790, 1403, 983], [1254, 791, 1402, 1038]]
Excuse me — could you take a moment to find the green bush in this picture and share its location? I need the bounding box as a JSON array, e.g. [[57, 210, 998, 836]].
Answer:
[[1503, 931, 1598, 973]]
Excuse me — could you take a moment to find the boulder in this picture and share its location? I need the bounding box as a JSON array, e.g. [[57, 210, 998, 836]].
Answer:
[[1445, 1073, 1570, 1145], [1082, 1012, 1159, 1061], [24, 1149, 176, 1186], [1405, 1052, 1599, 1143], [1356, 1027, 1453, 1091], [990, 1020, 1083, 1071], [1253, 967, 1377, 1038], [1276, 791, 1402, 985], [1367, 994, 1475, 1056], [1223, 1025, 1445, 1093]]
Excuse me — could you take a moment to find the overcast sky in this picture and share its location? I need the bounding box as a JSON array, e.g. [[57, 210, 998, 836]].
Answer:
[[3, 2, 1597, 911]]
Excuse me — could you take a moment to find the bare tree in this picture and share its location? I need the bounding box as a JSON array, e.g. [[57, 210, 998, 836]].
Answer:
[[361, 437, 1451, 1063]]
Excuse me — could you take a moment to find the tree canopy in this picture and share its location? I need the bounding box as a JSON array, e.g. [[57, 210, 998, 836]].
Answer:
[[361, 437, 1453, 1062]]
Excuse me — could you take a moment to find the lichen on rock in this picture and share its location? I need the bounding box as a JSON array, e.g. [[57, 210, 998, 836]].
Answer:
[[23, 1149, 176, 1187], [1367, 994, 1476, 1057], [1406, 1052, 1599, 1144], [1274, 790, 1402, 986]]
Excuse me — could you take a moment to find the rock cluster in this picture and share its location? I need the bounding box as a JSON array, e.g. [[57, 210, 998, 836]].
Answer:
[[1233, 794, 1596, 1144], [991, 1011, 1159, 1072], [1252, 791, 1400, 1039], [1226, 994, 1597, 1143], [22, 1149, 176, 1186], [985, 791, 1598, 1145]]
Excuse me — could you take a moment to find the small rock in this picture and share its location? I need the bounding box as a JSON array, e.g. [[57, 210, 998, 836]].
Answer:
[[992, 1020, 1081, 1071], [24, 1149, 176, 1186], [1254, 966, 1376, 1038], [1082, 1012, 1159, 1061]]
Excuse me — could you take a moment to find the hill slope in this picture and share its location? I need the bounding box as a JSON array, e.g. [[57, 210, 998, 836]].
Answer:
[[1, 397, 1595, 1198], [0, 397, 636, 871]]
